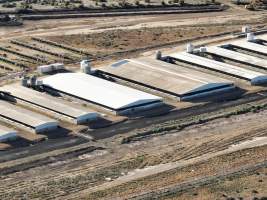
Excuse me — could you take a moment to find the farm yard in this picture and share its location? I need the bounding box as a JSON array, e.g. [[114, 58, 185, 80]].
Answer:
[[0, 6, 266, 77], [0, 1, 266, 200]]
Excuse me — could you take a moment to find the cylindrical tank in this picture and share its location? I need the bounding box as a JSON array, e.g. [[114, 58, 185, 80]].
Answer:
[[80, 60, 91, 74], [186, 43, 194, 53], [156, 51, 162, 60], [30, 75, 37, 87], [242, 25, 250, 33], [21, 76, 28, 87], [247, 32, 255, 42]]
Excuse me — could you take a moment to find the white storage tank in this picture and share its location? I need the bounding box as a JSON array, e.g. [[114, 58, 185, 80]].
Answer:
[[80, 60, 91, 74], [247, 32, 256, 42], [242, 26, 250, 33], [186, 43, 194, 53], [156, 51, 162, 60]]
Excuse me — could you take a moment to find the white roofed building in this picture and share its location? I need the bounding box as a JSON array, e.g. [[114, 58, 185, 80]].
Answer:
[[41, 73, 163, 114]]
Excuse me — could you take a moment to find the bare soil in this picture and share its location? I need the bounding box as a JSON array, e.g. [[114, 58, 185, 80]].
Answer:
[[1, 102, 267, 200]]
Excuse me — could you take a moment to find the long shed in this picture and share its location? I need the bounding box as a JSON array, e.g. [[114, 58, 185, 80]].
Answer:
[[169, 52, 267, 85], [0, 101, 59, 133], [98, 58, 235, 100], [1, 85, 100, 124], [41, 73, 163, 114]]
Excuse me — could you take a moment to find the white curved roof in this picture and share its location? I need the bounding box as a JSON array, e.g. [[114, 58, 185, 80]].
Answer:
[[42, 73, 162, 110]]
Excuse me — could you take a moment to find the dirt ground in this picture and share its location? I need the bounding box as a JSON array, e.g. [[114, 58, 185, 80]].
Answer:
[[165, 166, 267, 200], [1, 100, 267, 199], [0, 7, 265, 77]]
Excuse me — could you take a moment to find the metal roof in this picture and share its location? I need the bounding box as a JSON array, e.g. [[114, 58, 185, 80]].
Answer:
[[99, 58, 234, 97], [230, 41, 267, 55], [41, 73, 162, 110], [169, 52, 267, 85], [0, 100, 58, 129], [207, 46, 267, 69], [1, 84, 100, 120]]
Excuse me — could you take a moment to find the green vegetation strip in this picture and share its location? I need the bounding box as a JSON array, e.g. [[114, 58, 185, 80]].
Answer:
[[122, 102, 267, 144]]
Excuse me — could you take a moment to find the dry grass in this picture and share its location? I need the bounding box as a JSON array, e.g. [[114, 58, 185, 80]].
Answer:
[[46, 25, 239, 54]]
